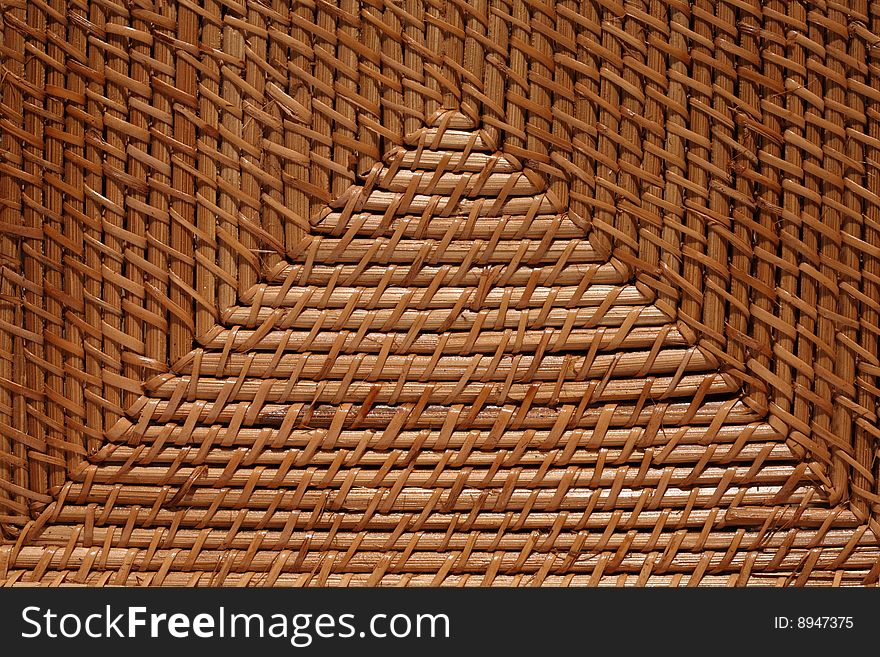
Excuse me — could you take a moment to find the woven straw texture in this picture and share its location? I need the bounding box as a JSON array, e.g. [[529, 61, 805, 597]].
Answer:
[[1, 0, 880, 587]]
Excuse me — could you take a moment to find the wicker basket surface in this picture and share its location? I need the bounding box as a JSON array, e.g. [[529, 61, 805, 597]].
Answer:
[[1, 0, 879, 586]]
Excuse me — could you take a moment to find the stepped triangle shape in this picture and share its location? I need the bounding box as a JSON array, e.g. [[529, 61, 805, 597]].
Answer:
[[25, 111, 814, 585]]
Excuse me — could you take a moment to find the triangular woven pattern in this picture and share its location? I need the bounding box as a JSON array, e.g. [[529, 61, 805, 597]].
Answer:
[[1, 0, 879, 586]]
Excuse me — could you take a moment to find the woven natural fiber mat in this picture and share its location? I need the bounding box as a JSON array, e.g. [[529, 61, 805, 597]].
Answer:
[[1, 0, 879, 587]]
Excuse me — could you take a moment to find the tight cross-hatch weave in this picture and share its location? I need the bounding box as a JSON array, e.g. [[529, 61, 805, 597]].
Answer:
[[1, 0, 880, 587]]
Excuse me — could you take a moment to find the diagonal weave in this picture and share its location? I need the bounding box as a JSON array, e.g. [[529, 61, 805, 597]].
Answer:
[[1, 0, 879, 586]]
